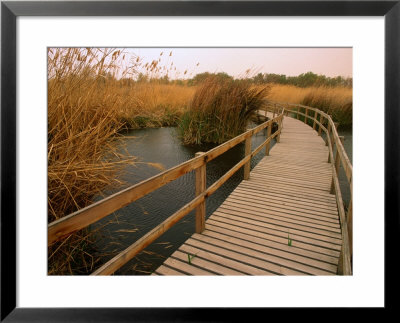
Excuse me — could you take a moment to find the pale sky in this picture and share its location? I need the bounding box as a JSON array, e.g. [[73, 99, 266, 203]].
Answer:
[[123, 47, 352, 79]]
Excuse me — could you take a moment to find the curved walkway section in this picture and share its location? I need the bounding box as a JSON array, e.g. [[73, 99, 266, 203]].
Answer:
[[153, 116, 341, 275]]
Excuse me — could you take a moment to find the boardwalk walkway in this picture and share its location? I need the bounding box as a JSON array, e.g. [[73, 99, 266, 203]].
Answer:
[[153, 116, 341, 275]]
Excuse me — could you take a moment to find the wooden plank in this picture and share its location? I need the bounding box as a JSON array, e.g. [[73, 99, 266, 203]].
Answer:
[[252, 168, 332, 180], [248, 173, 331, 191], [185, 236, 305, 275], [246, 177, 334, 194], [263, 153, 330, 161], [233, 187, 338, 213], [242, 174, 334, 190], [206, 220, 340, 258], [191, 234, 334, 275], [202, 230, 337, 274], [227, 191, 339, 219], [263, 154, 330, 162], [238, 181, 337, 203], [206, 223, 339, 265], [225, 194, 340, 225], [236, 181, 336, 203], [223, 196, 340, 227], [171, 250, 245, 275], [155, 265, 185, 276], [254, 165, 332, 176], [251, 168, 332, 181], [252, 167, 333, 180], [271, 149, 328, 155], [248, 165, 331, 179], [248, 177, 331, 195], [162, 257, 216, 275], [178, 243, 274, 275], [271, 150, 328, 156], [260, 159, 332, 170], [210, 213, 342, 251], [213, 209, 342, 241]]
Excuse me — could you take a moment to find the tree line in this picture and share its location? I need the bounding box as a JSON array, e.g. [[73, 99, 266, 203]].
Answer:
[[116, 71, 352, 88]]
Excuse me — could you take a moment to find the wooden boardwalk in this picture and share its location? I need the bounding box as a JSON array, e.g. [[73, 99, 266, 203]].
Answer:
[[153, 116, 341, 275]]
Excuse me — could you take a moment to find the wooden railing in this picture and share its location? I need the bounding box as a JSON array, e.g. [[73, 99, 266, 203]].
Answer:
[[48, 107, 285, 275], [276, 102, 353, 275]]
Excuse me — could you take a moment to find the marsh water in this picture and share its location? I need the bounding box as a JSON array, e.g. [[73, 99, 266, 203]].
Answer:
[[92, 123, 352, 275]]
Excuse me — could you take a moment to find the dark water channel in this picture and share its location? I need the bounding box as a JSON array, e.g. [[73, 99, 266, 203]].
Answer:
[[321, 127, 353, 207], [92, 123, 352, 275], [92, 123, 274, 275], [337, 128, 352, 206]]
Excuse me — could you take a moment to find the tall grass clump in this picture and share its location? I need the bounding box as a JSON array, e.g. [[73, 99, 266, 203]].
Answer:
[[178, 76, 270, 145], [48, 48, 139, 274]]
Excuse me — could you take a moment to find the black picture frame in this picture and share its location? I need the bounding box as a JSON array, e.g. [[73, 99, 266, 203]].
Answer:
[[1, 1, 399, 321]]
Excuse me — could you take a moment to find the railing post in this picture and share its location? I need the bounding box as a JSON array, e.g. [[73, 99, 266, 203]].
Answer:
[[337, 226, 352, 275], [244, 134, 252, 180], [273, 104, 276, 118], [347, 196, 353, 258], [328, 122, 340, 164], [313, 110, 317, 130], [265, 121, 272, 156], [318, 115, 324, 136], [325, 120, 331, 146], [334, 122, 339, 131], [347, 176, 353, 258], [337, 245, 344, 275], [330, 136, 344, 194], [305, 108, 308, 125], [297, 107, 300, 119], [195, 152, 206, 233], [277, 114, 283, 143]]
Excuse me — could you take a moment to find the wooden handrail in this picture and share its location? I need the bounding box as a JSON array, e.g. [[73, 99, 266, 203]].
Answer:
[[49, 107, 285, 274]]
